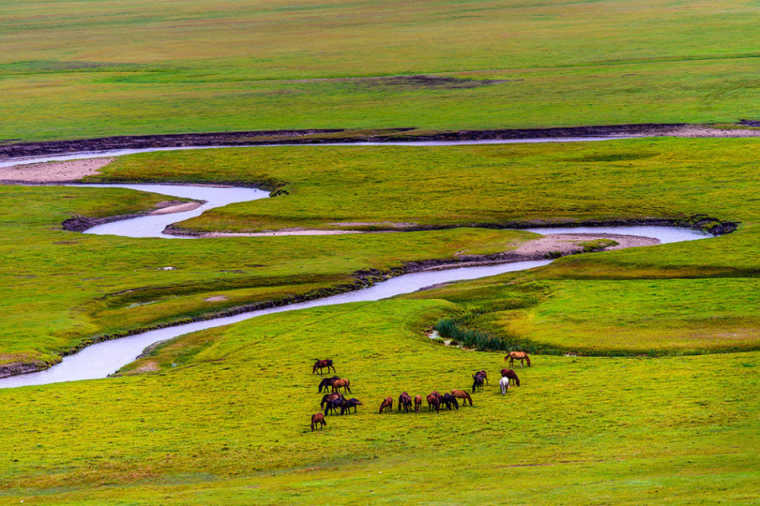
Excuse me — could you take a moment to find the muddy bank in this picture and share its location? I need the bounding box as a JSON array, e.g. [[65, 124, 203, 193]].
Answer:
[[0, 361, 50, 378], [5, 123, 760, 160]]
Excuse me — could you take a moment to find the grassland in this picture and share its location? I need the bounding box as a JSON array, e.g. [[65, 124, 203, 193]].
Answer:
[[94, 138, 758, 234], [2, 137, 760, 502], [0, 183, 533, 368], [3, 137, 760, 368], [1, 300, 758, 503], [2, 0, 760, 141]]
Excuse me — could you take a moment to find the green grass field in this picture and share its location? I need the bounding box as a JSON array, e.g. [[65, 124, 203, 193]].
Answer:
[[0, 138, 758, 502], [3, 137, 760, 368], [1, 300, 758, 503], [2, 0, 760, 141], [4, 0, 760, 502]]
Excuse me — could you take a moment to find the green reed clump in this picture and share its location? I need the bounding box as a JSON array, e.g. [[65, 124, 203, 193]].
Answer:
[[434, 318, 508, 351]]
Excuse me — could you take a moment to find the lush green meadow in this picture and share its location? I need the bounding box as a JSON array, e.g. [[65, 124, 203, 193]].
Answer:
[[1, 300, 758, 503], [3, 137, 760, 367], [2, 0, 760, 141], [0, 182, 534, 367], [1, 138, 760, 501]]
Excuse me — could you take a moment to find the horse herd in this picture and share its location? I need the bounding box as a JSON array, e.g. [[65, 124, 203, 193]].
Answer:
[[310, 352, 531, 432]]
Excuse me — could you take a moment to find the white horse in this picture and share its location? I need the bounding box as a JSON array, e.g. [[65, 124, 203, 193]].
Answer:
[[499, 376, 511, 395]]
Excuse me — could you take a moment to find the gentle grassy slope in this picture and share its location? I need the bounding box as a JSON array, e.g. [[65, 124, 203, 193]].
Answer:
[[1, 300, 757, 503], [2, 0, 760, 141], [0, 183, 532, 366], [408, 274, 760, 354]]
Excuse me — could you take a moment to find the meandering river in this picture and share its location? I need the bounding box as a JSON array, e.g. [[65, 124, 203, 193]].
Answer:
[[0, 139, 711, 388]]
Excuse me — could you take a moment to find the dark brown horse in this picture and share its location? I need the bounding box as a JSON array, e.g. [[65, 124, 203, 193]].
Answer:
[[441, 393, 459, 410], [500, 368, 520, 386], [311, 412, 326, 431], [324, 396, 345, 416], [475, 370, 489, 385], [472, 373, 485, 393], [414, 395, 422, 413], [318, 376, 340, 393], [379, 396, 393, 414], [505, 351, 531, 368], [312, 358, 336, 375], [340, 398, 362, 415], [426, 392, 441, 412], [451, 390, 473, 406], [331, 378, 352, 394], [321, 392, 344, 415], [398, 392, 413, 412]]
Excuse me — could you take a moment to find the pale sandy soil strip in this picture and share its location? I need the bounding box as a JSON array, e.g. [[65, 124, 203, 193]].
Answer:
[[659, 126, 760, 137], [513, 233, 658, 255], [0, 158, 114, 182], [202, 229, 362, 237], [151, 202, 202, 214]]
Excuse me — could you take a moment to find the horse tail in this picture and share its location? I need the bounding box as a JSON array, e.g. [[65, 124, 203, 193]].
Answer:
[[526, 356, 531, 367], [466, 392, 473, 406], [515, 374, 520, 387]]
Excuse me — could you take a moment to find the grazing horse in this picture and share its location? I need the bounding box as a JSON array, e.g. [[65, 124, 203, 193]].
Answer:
[[505, 351, 531, 368], [379, 396, 393, 414], [340, 398, 362, 415], [321, 393, 344, 415], [474, 370, 489, 385], [398, 392, 413, 413], [318, 376, 340, 393], [451, 390, 473, 406], [324, 396, 347, 416], [414, 395, 422, 413], [426, 392, 441, 412], [472, 373, 485, 393], [499, 376, 511, 395], [331, 378, 352, 394], [500, 368, 520, 386], [311, 413, 326, 431], [441, 393, 459, 410], [312, 358, 336, 375]]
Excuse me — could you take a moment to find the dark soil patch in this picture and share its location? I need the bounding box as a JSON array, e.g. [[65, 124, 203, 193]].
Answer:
[[373, 75, 513, 89]]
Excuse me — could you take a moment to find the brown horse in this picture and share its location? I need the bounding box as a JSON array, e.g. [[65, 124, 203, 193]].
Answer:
[[379, 396, 393, 414], [331, 378, 352, 394], [414, 395, 422, 413], [398, 392, 413, 413], [426, 392, 441, 412], [500, 368, 520, 386], [505, 351, 531, 367], [312, 358, 336, 375], [451, 390, 473, 406], [311, 413, 326, 432], [475, 370, 489, 385]]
